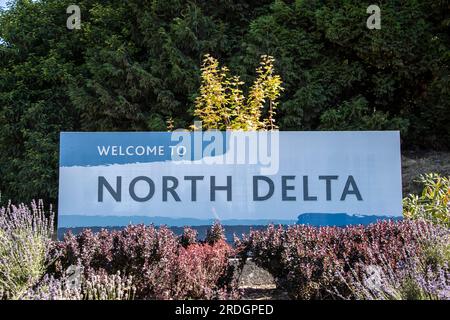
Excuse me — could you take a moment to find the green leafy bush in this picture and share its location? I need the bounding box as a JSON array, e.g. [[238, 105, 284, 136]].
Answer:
[[403, 173, 450, 227]]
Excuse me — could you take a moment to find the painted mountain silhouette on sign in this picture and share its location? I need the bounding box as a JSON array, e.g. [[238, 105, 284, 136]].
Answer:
[[297, 213, 402, 226], [58, 214, 401, 229], [57, 215, 296, 228]]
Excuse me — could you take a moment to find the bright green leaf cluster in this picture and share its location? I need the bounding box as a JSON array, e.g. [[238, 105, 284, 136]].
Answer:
[[403, 173, 450, 228]]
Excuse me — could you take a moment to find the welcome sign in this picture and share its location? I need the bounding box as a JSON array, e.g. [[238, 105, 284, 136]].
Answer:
[[58, 131, 402, 228]]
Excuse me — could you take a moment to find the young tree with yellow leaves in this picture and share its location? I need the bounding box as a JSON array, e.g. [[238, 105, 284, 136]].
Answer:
[[192, 55, 283, 131]]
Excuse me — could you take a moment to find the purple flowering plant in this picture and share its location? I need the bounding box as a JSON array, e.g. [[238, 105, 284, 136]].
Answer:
[[1, 195, 448, 300]]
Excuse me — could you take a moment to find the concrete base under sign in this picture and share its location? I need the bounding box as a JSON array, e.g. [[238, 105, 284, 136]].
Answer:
[[235, 259, 289, 300]]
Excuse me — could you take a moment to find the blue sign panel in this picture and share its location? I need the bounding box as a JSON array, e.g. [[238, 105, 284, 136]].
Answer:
[[58, 131, 402, 228]]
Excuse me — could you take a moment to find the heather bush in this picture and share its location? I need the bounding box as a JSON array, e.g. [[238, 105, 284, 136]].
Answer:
[[172, 240, 239, 299], [403, 173, 450, 227], [0, 201, 54, 299], [235, 224, 285, 278], [205, 221, 226, 245], [237, 220, 450, 300], [3, 199, 448, 300], [52, 224, 238, 300], [179, 227, 198, 248]]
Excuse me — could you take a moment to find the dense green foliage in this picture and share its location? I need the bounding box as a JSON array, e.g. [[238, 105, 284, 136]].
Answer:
[[1, 0, 449, 204], [403, 173, 450, 227]]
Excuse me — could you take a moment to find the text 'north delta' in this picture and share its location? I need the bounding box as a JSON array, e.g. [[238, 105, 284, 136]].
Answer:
[[98, 175, 363, 202]]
